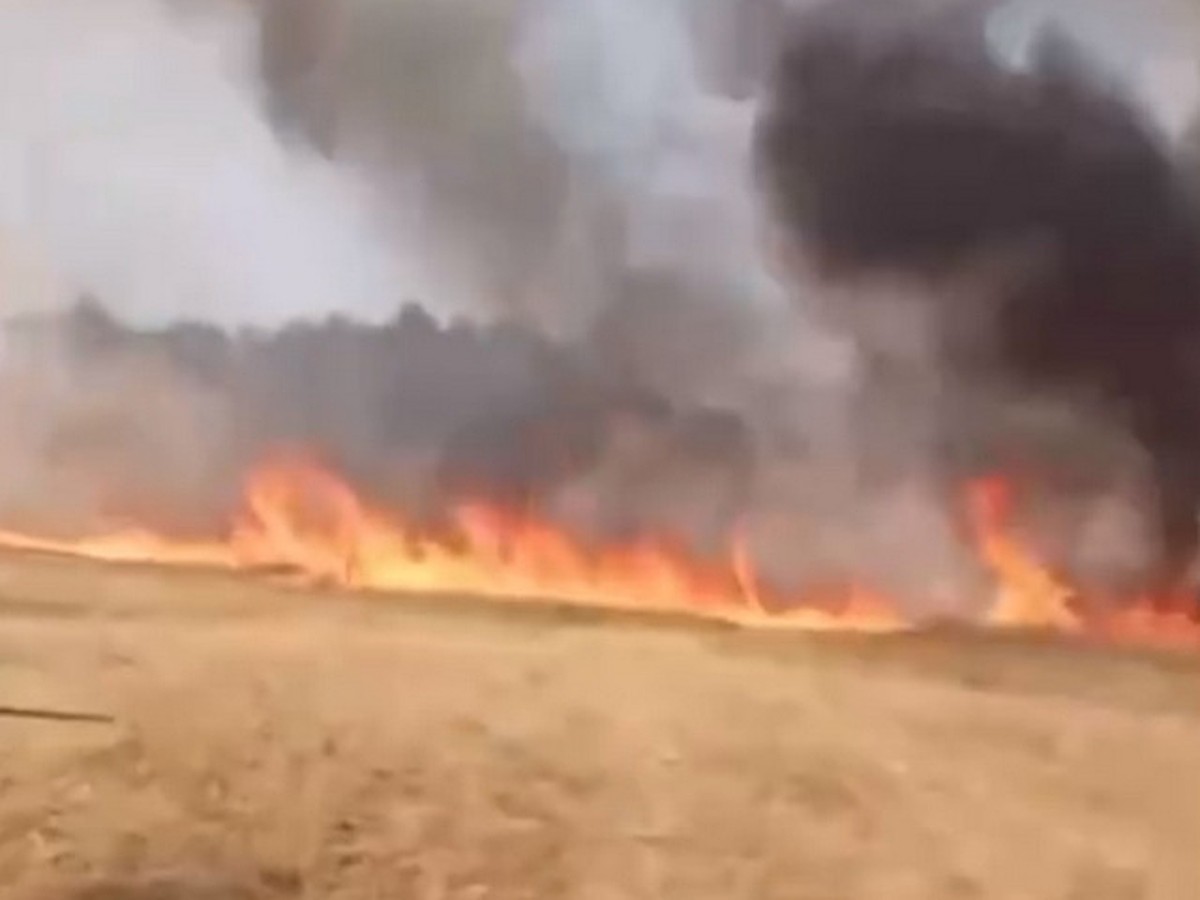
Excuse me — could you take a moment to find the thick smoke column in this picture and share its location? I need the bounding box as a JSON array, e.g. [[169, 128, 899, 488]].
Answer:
[[254, 0, 803, 400], [756, 0, 1200, 598]]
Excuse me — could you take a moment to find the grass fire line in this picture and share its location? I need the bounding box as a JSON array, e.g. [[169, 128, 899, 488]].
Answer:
[[0, 453, 1195, 652]]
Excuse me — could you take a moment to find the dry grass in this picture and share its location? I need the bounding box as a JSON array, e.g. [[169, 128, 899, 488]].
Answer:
[[0, 552, 1197, 899]]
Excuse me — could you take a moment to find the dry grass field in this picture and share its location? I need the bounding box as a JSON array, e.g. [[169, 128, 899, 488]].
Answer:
[[0, 551, 1197, 900]]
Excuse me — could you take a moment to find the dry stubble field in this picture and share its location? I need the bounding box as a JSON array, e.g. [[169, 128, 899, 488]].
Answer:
[[0, 551, 1197, 900]]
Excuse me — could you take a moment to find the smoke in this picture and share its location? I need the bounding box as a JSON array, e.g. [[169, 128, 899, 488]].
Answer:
[[3, 0, 1198, 614], [0, 0, 837, 594], [0, 303, 765, 560], [989, 0, 1200, 141], [513, 0, 791, 337], [0, 0, 805, 363], [756, 0, 1200, 598]]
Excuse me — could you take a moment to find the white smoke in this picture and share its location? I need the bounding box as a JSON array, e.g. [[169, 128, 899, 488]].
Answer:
[[515, 0, 790, 323]]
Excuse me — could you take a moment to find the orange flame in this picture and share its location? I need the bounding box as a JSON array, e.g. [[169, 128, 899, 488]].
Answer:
[[0, 455, 1195, 649], [965, 476, 1082, 632], [0, 454, 900, 632], [965, 475, 1200, 650]]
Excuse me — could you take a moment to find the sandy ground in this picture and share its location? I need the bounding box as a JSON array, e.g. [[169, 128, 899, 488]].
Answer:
[[0, 553, 1197, 899]]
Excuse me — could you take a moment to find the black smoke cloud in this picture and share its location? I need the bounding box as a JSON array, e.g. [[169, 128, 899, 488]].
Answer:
[[756, 0, 1200, 597]]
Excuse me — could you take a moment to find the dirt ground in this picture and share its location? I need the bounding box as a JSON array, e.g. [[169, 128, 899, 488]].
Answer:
[[0, 552, 1198, 900]]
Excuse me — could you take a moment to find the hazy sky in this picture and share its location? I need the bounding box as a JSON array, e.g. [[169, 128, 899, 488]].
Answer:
[[0, 0, 432, 328]]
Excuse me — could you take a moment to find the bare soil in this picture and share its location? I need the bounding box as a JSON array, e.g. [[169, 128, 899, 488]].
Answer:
[[0, 551, 1197, 900]]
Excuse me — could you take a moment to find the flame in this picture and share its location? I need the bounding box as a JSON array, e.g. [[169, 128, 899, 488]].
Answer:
[[0, 455, 1195, 649], [0, 454, 900, 632], [965, 474, 1200, 650], [965, 476, 1082, 632]]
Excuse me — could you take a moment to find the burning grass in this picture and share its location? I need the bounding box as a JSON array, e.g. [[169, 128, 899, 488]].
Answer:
[[0, 453, 1195, 653]]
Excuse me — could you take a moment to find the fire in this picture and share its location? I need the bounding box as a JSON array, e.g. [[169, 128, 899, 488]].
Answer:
[[0, 454, 1195, 649], [0, 454, 900, 631], [965, 475, 1200, 651], [965, 476, 1082, 633]]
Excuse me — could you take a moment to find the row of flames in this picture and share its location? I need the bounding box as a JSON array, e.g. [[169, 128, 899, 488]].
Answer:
[[0, 454, 1196, 651]]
